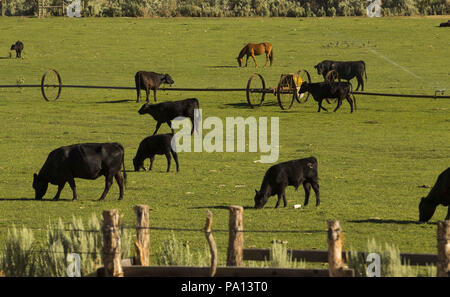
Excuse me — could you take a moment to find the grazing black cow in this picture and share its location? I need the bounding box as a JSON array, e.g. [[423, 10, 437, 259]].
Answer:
[[314, 60, 367, 91], [10, 41, 24, 58], [135, 71, 174, 103], [133, 134, 179, 173], [254, 157, 320, 209], [298, 81, 355, 113], [419, 167, 450, 222], [138, 98, 200, 135], [33, 143, 127, 201], [439, 20, 450, 27]]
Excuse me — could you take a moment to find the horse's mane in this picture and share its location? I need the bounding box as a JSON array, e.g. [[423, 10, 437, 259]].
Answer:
[[237, 44, 248, 58]]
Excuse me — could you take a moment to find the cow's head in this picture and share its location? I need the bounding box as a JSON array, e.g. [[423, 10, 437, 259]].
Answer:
[[33, 173, 48, 200], [162, 74, 174, 85], [314, 63, 325, 75], [133, 157, 146, 172], [254, 189, 269, 209], [138, 103, 154, 115], [298, 82, 309, 95], [10, 44, 16, 51], [418, 197, 436, 223], [237, 57, 243, 67]]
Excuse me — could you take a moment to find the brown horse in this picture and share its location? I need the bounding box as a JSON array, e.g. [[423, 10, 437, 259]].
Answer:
[[237, 42, 273, 67]]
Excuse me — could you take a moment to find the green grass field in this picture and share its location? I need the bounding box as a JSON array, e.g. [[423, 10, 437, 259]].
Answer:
[[0, 16, 449, 264]]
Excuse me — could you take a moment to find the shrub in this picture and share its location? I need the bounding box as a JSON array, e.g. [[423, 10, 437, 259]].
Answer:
[[0, 215, 133, 277], [347, 238, 436, 277]]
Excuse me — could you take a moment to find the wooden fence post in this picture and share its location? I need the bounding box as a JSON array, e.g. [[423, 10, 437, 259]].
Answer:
[[204, 210, 217, 277], [327, 220, 353, 277], [227, 205, 244, 267], [102, 209, 123, 277], [134, 205, 150, 266], [437, 220, 450, 277], [1, 0, 5, 17]]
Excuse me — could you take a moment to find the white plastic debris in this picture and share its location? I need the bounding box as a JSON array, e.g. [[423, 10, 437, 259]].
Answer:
[[293, 204, 302, 209]]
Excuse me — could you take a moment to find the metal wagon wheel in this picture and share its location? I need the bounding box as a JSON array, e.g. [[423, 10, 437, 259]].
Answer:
[[324, 70, 341, 104], [325, 70, 340, 84], [295, 69, 311, 103], [41, 69, 62, 101], [277, 74, 296, 110], [246, 73, 266, 108]]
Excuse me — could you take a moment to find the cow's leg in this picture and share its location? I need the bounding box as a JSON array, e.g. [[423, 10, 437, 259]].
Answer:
[[98, 175, 114, 201], [153, 121, 162, 135], [166, 121, 175, 135], [114, 172, 124, 200], [311, 181, 320, 206], [346, 94, 354, 113], [282, 192, 287, 208], [275, 193, 282, 208], [165, 152, 172, 172], [145, 88, 150, 102], [153, 90, 157, 102], [318, 99, 328, 112], [171, 150, 180, 172], [333, 98, 343, 112], [264, 53, 269, 67], [136, 88, 140, 103], [303, 182, 311, 206], [188, 115, 195, 135], [355, 77, 363, 91], [149, 155, 155, 171], [53, 183, 65, 201], [245, 55, 249, 67], [68, 178, 78, 201]]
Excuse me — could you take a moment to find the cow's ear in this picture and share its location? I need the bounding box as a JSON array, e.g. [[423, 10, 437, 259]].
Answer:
[[33, 173, 37, 181], [255, 189, 258, 194]]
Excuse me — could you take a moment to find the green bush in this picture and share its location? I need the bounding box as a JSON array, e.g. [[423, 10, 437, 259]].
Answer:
[[156, 232, 210, 266], [4, 0, 448, 17], [0, 215, 133, 277], [347, 238, 436, 277]]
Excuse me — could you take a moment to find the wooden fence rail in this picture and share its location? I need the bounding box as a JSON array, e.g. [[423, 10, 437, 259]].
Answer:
[[243, 249, 438, 266], [99, 205, 449, 277]]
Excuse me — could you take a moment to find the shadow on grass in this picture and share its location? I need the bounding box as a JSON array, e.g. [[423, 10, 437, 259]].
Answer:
[[347, 218, 433, 225], [205, 65, 238, 69], [94, 99, 135, 104], [223, 101, 279, 109], [0, 197, 71, 202]]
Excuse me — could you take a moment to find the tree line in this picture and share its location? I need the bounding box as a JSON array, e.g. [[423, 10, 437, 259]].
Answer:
[[2, 0, 449, 17]]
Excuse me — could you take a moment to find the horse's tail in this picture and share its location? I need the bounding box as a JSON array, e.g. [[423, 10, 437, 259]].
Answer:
[[269, 49, 274, 65]]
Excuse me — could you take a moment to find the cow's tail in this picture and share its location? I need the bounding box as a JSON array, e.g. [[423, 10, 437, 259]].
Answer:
[[363, 61, 367, 81], [269, 49, 274, 65], [193, 98, 201, 134], [121, 151, 127, 188], [135, 72, 141, 102]]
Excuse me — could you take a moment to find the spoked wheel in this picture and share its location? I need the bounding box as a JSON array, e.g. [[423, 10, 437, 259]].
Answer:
[[41, 69, 62, 101], [324, 70, 340, 104], [277, 75, 296, 110], [246, 73, 266, 108], [295, 69, 311, 103], [325, 70, 340, 84]]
